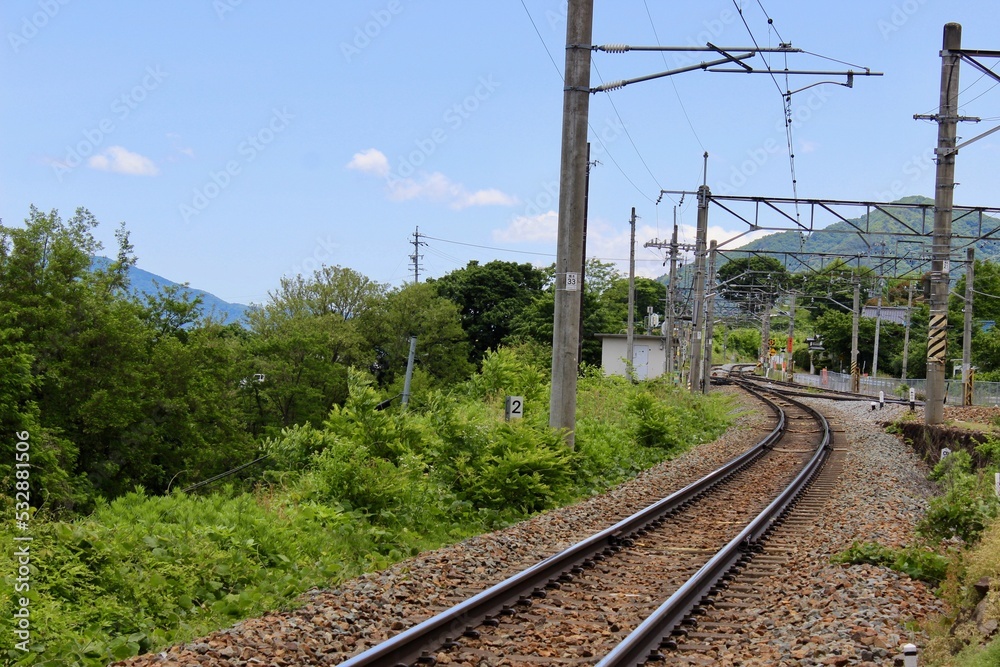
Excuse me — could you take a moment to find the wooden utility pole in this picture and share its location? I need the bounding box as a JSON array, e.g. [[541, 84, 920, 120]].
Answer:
[[925, 23, 962, 424], [549, 0, 593, 446]]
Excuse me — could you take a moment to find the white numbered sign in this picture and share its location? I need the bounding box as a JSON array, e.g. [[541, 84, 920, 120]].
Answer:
[[505, 396, 524, 420], [565, 272, 579, 291]]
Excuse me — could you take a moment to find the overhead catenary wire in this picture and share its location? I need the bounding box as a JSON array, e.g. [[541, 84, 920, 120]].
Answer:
[[518, 0, 665, 206], [642, 0, 706, 153]]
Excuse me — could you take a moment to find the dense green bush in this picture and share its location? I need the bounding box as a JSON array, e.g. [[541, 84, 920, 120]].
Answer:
[[919, 450, 1000, 544], [832, 541, 949, 585], [1, 364, 737, 667]]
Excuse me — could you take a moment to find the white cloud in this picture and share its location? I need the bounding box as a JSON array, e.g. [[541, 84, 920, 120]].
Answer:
[[490, 212, 778, 281], [493, 211, 558, 243], [346, 147, 389, 177], [457, 188, 518, 209], [348, 146, 516, 209], [87, 146, 159, 176], [387, 171, 517, 210]]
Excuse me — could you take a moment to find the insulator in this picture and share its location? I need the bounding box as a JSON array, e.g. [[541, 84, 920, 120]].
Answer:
[[601, 43, 630, 53]]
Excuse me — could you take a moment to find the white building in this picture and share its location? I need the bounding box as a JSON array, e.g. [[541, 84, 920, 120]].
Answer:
[[595, 334, 669, 381]]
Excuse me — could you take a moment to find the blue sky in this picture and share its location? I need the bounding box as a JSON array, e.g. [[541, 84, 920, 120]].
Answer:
[[3, 1, 999, 305]]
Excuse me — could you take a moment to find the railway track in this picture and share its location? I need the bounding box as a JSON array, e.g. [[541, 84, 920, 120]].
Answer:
[[338, 383, 834, 666]]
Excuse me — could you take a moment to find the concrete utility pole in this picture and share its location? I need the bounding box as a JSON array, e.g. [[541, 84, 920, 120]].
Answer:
[[409, 227, 426, 283], [702, 240, 718, 393], [666, 218, 678, 379], [872, 283, 883, 378], [577, 143, 597, 371], [902, 280, 914, 380], [626, 207, 636, 382], [689, 180, 709, 392], [963, 247, 975, 406], [760, 300, 772, 375], [549, 0, 593, 447], [925, 23, 962, 424], [851, 278, 861, 393], [786, 292, 795, 379]]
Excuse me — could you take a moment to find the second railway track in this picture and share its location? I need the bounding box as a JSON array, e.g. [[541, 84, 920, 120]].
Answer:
[[340, 382, 834, 666]]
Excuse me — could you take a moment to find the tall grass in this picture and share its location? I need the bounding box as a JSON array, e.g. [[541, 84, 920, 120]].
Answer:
[[1, 351, 735, 666]]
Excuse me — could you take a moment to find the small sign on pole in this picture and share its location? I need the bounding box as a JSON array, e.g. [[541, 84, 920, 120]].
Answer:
[[505, 396, 524, 421], [909, 387, 916, 412], [564, 272, 579, 291]]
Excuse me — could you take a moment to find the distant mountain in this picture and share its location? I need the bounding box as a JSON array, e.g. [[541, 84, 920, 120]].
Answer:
[[727, 195, 1000, 276], [90, 256, 249, 325]]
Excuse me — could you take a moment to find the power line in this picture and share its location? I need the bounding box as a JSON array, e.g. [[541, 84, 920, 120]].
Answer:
[[591, 60, 661, 201], [518, 0, 562, 79], [642, 0, 706, 153]]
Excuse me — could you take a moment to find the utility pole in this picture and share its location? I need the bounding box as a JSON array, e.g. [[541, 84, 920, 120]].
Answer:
[[963, 247, 975, 406], [760, 300, 772, 375], [786, 292, 795, 379], [626, 207, 636, 382], [924, 23, 962, 424], [872, 282, 883, 378], [549, 0, 593, 447], [702, 239, 718, 393], [689, 163, 709, 393], [577, 143, 596, 371], [667, 219, 678, 380], [851, 277, 861, 393], [644, 210, 692, 382], [409, 227, 426, 283], [902, 280, 914, 380]]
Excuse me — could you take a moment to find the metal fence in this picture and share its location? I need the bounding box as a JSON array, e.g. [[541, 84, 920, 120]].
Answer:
[[789, 370, 1000, 407]]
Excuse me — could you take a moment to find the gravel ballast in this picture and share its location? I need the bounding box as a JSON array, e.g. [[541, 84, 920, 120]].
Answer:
[[117, 389, 945, 667]]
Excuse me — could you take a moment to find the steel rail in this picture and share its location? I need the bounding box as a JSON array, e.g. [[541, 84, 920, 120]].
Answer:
[[338, 387, 788, 667], [596, 385, 831, 666]]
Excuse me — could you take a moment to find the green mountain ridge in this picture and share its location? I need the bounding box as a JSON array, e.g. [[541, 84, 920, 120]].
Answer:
[[729, 195, 1000, 275]]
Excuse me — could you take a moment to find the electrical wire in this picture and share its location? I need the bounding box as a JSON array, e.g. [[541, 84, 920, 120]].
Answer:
[[518, 0, 562, 79], [518, 0, 661, 206], [591, 59, 661, 203], [422, 234, 556, 257], [642, 0, 706, 153], [733, 0, 801, 223]]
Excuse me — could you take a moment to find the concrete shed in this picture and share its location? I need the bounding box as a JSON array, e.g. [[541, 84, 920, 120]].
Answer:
[[595, 334, 668, 380]]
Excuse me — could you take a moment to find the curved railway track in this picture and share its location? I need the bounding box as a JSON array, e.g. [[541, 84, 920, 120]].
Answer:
[[338, 383, 834, 666]]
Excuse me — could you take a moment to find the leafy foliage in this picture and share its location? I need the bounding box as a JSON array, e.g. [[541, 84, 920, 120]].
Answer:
[[919, 450, 1000, 544], [831, 541, 949, 585]]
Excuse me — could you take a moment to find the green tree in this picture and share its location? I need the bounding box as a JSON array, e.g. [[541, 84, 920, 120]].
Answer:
[[362, 282, 474, 388], [429, 260, 548, 362], [716, 256, 790, 312]]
